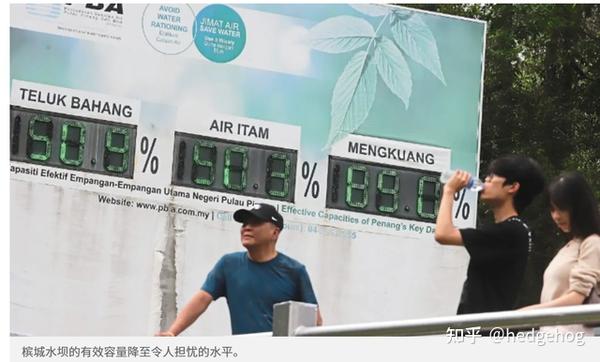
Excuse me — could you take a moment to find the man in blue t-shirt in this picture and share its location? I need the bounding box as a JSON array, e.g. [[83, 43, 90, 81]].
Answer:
[[156, 203, 322, 335]]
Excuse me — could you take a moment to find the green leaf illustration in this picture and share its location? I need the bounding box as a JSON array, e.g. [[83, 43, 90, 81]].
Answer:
[[390, 8, 414, 20], [327, 50, 378, 146], [390, 13, 446, 85], [375, 37, 412, 109], [349, 4, 390, 17], [309, 16, 375, 54]]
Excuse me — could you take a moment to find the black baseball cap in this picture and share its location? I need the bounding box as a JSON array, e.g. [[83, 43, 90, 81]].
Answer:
[[233, 203, 284, 229]]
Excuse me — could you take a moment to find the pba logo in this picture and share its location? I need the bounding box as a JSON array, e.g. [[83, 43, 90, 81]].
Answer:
[[65, 4, 123, 15]]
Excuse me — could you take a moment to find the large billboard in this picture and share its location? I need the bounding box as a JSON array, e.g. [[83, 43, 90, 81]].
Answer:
[[10, 3, 486, 335]]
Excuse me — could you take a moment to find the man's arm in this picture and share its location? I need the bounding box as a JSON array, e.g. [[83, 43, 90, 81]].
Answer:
[[316, 307, 323, 326], [156, 290, 213, 336], [434, 170, 470, 246]]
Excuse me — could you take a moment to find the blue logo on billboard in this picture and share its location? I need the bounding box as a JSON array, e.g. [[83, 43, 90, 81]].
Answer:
[[193, 4, 246, 63]]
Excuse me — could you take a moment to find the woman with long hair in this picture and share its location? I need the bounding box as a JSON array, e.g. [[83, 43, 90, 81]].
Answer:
[[521, 171, 600, 334]]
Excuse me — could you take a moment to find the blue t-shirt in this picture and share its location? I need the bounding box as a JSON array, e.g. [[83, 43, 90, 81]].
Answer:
[[201, 251, 318, 335]]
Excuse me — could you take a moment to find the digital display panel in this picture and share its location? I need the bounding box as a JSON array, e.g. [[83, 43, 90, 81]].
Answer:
[[171, 132, 297, 202], [326, 156, 441, 222], [10, 106, 137, 178]]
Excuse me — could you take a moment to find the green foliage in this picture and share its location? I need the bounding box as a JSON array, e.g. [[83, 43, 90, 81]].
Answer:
[[402, 4, 600, 306], [310, 7, 448, 147]]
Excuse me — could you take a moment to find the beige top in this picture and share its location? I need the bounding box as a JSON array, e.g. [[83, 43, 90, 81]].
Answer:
[[539, 234, 600, 335], [541, 234, 600, 303]]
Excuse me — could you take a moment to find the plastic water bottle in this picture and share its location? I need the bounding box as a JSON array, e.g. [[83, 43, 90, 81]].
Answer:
[[440, 170, 484, 192]]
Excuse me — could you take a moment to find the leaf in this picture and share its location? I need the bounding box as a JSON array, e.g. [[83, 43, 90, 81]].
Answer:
[[309, 16, 375, 54], [375, 37, 412, 109], [390, 14, 446, 85], [349, 4, 390, 17], [327, 50, 378, 146], [390, 8, 414, 21]]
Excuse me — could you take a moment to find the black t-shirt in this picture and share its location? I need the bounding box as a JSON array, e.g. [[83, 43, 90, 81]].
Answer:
[[457, 216, 531, 314]]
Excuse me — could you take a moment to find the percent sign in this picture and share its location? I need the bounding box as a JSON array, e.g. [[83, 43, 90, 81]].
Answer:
[[453, 189, 470, 220], [140, 136, 159, 174], [301, 161, 320, 198]]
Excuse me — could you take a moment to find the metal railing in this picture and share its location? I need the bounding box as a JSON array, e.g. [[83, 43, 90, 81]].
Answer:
[[273, 302, 600, 336]]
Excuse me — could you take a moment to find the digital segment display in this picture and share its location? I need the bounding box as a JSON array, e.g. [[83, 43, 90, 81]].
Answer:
[[326, 156, 441, 222], [10, 106, 137, 178], [171, 132, 297, 202]]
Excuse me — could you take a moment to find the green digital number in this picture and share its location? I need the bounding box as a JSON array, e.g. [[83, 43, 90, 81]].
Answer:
[[192, 141, 216, 186], [59, 121, 85, 166], [27, 115, 53, 161], [376, 170, 399, 213], [346, 165, 369, 208], [417, 176, 441, 219], [223, 146, 248, 191], [11, 114, 22, 156], [266, 153, 291, 198], [104, 127, 129, 173]]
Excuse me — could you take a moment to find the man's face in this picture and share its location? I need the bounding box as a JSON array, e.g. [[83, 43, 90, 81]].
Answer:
[[480, 173, 515, 204], [240, 215, 279, 248]]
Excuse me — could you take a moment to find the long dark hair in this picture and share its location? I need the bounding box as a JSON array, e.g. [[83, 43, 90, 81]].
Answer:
[[548, 171, 600, 239]]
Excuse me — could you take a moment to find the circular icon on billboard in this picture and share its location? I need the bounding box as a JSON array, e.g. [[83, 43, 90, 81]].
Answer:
[[142, 4, 195, 55], [193, 4, 246, 63]]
